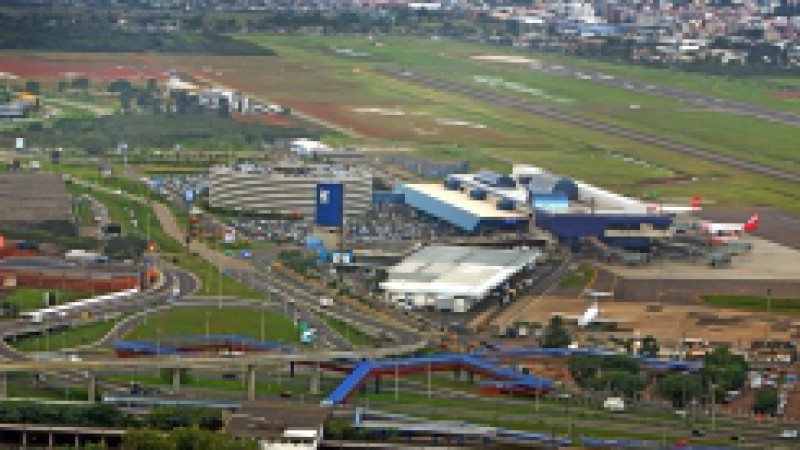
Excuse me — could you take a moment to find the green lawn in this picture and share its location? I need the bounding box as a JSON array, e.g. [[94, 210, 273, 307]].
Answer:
[[64, 169, 266, 299], [558, 264, 595, 290], [105, 373, 335, 398], [318, 314, 375, 346], [702, 295, 800, 314], [1, 289, 92, 312], [231, 34, 800, 214], [124, 307, 298, 343], [11, 316, 122, 352]]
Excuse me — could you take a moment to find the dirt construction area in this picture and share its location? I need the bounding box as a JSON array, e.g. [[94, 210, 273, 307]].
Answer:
[[506, 295, 794, 349]]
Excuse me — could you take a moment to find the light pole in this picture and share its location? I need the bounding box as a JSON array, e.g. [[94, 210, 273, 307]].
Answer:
[[156, 326, 162, 356], [766, 288, 772, 343], [205, 311, 211, 344], [217, 240, 222, 310], [260, 309, 265, 342], [45, 317, 50, 353]]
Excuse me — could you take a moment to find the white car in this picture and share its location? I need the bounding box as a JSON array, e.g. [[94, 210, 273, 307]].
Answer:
[[603, 397, 625, 411], [780, 429, 798, 439]]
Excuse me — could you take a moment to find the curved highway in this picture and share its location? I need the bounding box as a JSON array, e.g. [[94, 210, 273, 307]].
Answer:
[[384, 67, 800, 184], [0, 266, 196, 361], [230, 268, 423, 350]]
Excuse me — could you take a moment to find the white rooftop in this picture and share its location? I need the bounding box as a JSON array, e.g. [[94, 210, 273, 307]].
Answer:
[[282, 429, 319, 439], [403, 183, 525, 219], [381, 245, 539, 298]]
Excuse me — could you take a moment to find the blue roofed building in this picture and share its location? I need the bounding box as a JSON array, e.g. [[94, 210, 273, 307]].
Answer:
[[396, 183, 528, 233]]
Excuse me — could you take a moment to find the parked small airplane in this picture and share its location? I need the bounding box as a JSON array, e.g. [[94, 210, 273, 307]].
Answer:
[[700, 214, 759, 244]]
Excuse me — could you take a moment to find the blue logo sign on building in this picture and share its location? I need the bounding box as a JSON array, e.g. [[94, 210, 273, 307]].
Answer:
[[315, 183, 344, 227]]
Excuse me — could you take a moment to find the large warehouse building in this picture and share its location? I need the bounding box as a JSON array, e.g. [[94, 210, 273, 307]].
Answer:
[[0, 173, 71, 224], [380, 245, 539, 312], [209, 163, 372, 218]]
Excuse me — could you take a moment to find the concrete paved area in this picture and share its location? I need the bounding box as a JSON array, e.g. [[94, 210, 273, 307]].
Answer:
[[606, 237, 800, 281]]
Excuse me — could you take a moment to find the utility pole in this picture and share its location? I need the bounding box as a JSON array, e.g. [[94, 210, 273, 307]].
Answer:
[[205, 311, 211, 344], [766, 288, 772, 343], [711, 382, 717, 432], [427, 362, 431, 400], [394, 362, 399, 402], [260, 309, 265, 342]]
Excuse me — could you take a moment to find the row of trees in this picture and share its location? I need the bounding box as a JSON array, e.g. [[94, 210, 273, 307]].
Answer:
[[564, 343, 750, 409], [0, 12, 274, 56], [568, 354, 646, 397], [0, 402, 224, 431], [4, 111, 314, 154], [120, 428, 257, 450]]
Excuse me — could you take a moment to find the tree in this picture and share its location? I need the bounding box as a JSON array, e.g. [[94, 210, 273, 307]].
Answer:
[[753, 387, 778, 415], [542, 315, 571, 348], [24, 80, 40, 95], [568, 355, 601, 386], [71, 77, 90, 90], [602, 354, 639, 375], [218, 97, 230, 117], [104, 236, 147, 260], [593, 370, 646, 397], [108, 79, 132, 94], [703, 346, 748, 393], [657, 373, 703, 408], [122, 429, 175, 450], [639, 335, 659, 358]]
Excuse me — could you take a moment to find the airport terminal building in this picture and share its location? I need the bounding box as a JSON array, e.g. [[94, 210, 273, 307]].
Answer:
[[209, 163, 372, 218], [397, 165, 674, 250]]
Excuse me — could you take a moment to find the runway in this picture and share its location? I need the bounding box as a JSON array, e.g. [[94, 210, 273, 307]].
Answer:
[[383, 67, 800, 184]]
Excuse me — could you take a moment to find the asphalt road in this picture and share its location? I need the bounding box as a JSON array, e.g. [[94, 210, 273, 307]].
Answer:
[[230, 269, 353, 351], [383, 67, 800, 185], [525, 60, 800, 127], [0, 267, 196, 361], [230, 266, 422, 350]]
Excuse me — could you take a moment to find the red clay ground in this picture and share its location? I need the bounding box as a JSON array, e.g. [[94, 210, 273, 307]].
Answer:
[[773, 90, 800, 100], [231, 112, 293, 127], [0, 53, 165, 80]]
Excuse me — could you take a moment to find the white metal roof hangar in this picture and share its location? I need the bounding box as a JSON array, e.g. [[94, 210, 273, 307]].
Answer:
[[380, 245, 539, 312]]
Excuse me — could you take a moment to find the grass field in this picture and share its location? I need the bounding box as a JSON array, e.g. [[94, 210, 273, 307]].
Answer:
[[12, 40, 800, 215], [105, 372, 334, 398], [63, 169, 266, 299], [344, 374, 744, 446], [558, 264, 595, 290], [702, 295, 800, 314], [318, 314, 375, 346], [11, 316, 122, 352], [222, 34, 800, 213], [1, 289, 91, 312], [124, 307, 298, 343]]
